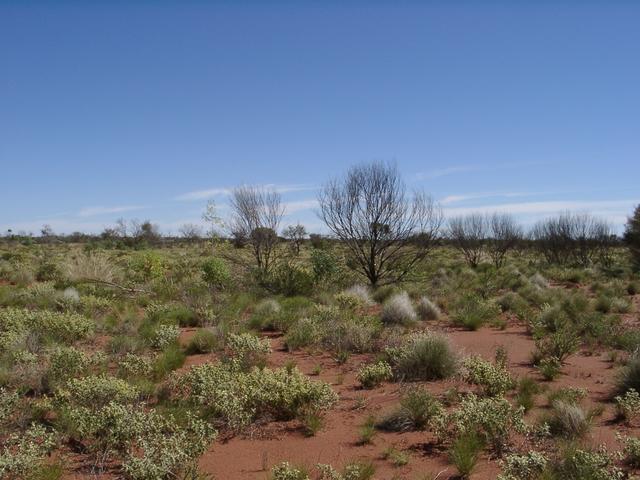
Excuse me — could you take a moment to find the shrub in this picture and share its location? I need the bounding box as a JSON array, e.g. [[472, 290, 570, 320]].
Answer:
[[616, 350, 640, 395], [615, 388, 640, 423], [249, 298, 281, 330], [342, 285, 373, 306], [201, 257, 231, 290], [118, 353, 154, 378], [530, 273, 549, 289], [381, 292, 417, 325], [625, 204, 640, 271], [372, 285, 396, 304], [537, 356, 561, 381], [317, 462, 375, 480], [452, 294, 500, 331], [150, 324, 180, 350], [544, 401, 590, 439], [187, 328, 222, 354], [358, 415, 376, 445], [534, 329, 579, 364], [57, 374, 139, 408], [224, 333, 271, 370], [172, 363, 337, 430], [284, 318, 319, 351], [516, 377, 541, 412], [153, 344, 186, 378], [546, 387, 587, 406], [47, 346, 91, 385], [357, 361, 392, 389], [270, 462, 310, 480], [449, 432, 483, 478], [551, 446, 624, 480], [436, 393, 527, 454], [0, 424, 57, 478], [386, 332, 457, 381], [416, 296, 441, 321], [620, 435, 640, 467], [376, 387, 443, 432], [268, 262, 315, 297], [462, 355, 514, 396], [497, 451, 548, 480], [310, 249, 338, 284]]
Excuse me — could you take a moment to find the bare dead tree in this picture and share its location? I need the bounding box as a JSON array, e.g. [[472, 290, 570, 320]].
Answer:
[[282, 223, 307, 255], [447, 213, 486, 268], [531, 212, 614, 267], [179, 223, 204, 242], [229, 185, 284, 273], [487, 213, 523, 268], [318, 161, 442, 286]]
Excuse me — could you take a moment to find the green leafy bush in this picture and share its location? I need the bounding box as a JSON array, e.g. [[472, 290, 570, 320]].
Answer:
[[376, 387, 443, 432], [224, 333, 271, 370], [452, 294, 500, 330], [357, 361, 392, 389], [385, 332, 457, 381], [201, 257, 231, 290], [462, 355, 514, 396]]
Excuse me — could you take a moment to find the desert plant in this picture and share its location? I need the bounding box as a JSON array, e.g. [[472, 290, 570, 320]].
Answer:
[[381, 291, 417, 325], [462, 355, 514, 396], [449, 432, 483, 478], [385, 332, 457, 381], [187, 328, 222, 354], [357, 361, 392, 389], [452, 294, 500, 331], [497, 451, 548, 480], [544, 401, 590, 439], [416, 296, 441, 321], [270, 462, 310, 480], [625, 204, 640, 271], [615, 388, 640, 423], [616, 350, 640, 395], [376, 387, 443, 432]]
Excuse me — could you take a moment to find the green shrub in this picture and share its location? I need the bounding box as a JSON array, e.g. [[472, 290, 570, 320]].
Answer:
[[537, 356, 561, 381], [516, 377, 541, 412], [153, 344, 186, 378], [550, 446, 624, 480], [57, 374, 139, 408], [0, 424, 56, 478], [47, 346, 91, 385], [497, 451, 548, 480], [449, 432, 483, 478], [270, 462, 310, 480], [201, 257, 231, 290], [310, 249, 338, 284], [376, 387, 443, 432], [284, 318, 319, 351], [620, 435, 640, 468], [386, 332, 457, 381], [187, 328, 221, 354], [172, 363, 337, 430], [224, 333, 271, 370], [317, 462, 375, 480], [614, 388, 640, 423], [462, 355, 514, 396], [452, 294, 500, 330], [416, 296, 441, 321], [268, 262, 314, 297], [436, 393, 526, 454], [616, 350, 640, 395], [357, 361, 392, 389], [118, 353, 154, 378], [150, 324, 180, 350]]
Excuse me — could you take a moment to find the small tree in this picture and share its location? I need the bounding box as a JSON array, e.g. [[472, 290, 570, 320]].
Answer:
[[625, 204, 640, 272], [487, 213, 523, 268], [447, 213, 486, 268], [229, 185, 284, 273], [282, 224, 307, 255], [202, 200, 224, 249], [318, 161, 442, 286], [179, 223, 204, 242]]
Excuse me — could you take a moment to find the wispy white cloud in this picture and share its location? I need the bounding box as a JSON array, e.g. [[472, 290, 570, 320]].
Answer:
[[415, 161, 545, 181], [283, 199, 319, 214], [174, 183, 317, 201], [77, 205, 146, 217], [440, 191, 542, 205], [443, 199, 638, 226]]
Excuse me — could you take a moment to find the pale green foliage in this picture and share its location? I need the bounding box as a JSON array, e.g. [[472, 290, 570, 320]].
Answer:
[[0, 423, 56, 478], [0, 307, 93, 350], [57, 374, 139, 408], [0, 388, 19, 425], [151, 324, 181, 350], [270, 462, 310, 480], [357, 361, 392, 389], [620, 435, 640, 467], [119, 353, 154, 378], [555, 447, 624, 480], [172, 363, 338, 430], [342, 285, 373, 306], [386, 332, 457, 381], [225, 332, 271, 370], [436, 393, 527, 453], [47, 346, 91, 383], [497, 451, 548, 480], [122, 413, 217, 480], [615, 388, 640, 422], [462, 355, 515, 396]]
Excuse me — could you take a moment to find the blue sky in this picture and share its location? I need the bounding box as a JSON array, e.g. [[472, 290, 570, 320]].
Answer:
[[1, 1, 638, 235]]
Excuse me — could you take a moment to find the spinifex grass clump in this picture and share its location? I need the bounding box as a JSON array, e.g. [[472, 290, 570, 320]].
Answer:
[[385, 332, 457, 381]]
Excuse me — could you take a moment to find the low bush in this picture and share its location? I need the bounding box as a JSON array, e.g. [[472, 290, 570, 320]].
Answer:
[[449, 432, 483, 478], [386, 332, 457, 381], [376, 387, 442, 432], [270, 462, 310, 480], [224, 333, 271, 371], [615, 388, 640, 423], [357, 361, 392, 389], [616, 350, 640, 395], [497, 451, 548, 480], [186, 328, 222, 354], [462, 355, 514, 396], [544, 401, 590, 439], [381, 292, 417, 325], [452, 294, 500, 331], [416, 296, 441, 321]]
